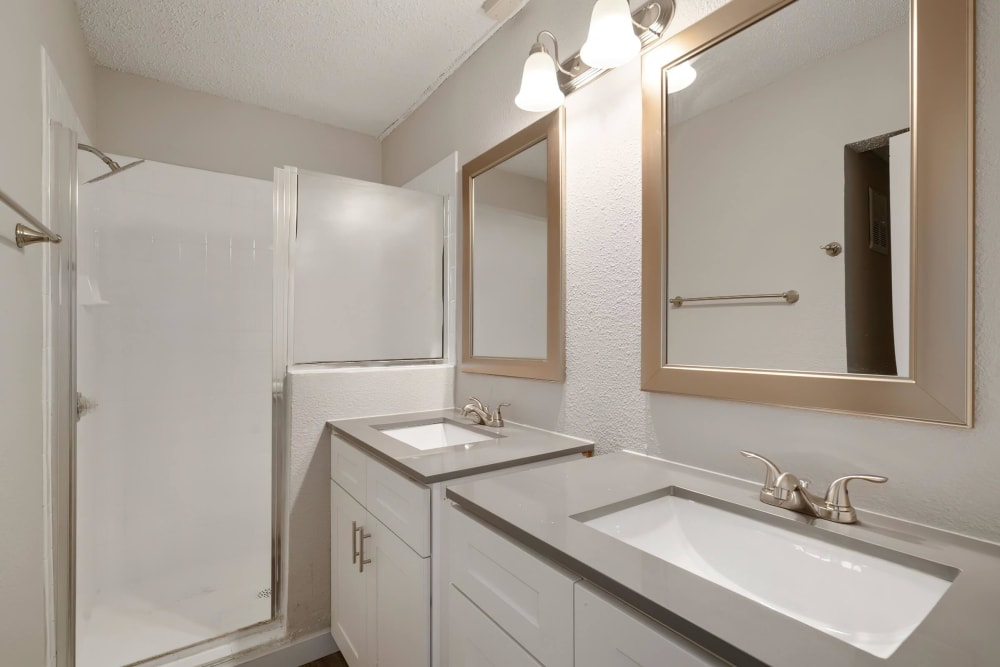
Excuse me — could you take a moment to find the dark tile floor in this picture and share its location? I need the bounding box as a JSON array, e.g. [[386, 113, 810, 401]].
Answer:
[[300, 653, 348, 667]]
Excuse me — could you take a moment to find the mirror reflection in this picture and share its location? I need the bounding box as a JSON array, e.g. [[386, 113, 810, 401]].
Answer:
[[471, 140, 549, 359], [666, 0, 910, 376]]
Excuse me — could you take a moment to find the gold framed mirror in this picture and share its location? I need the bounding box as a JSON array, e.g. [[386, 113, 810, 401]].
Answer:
[[462, 109, 566, 381], [641, 0, 974, 425]]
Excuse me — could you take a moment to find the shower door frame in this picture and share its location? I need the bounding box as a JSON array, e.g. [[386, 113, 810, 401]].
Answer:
[[53, 151, 289, 667]]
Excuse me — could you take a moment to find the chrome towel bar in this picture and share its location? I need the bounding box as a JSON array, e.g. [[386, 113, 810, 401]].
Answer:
[[0, 186, 62, 248], [669, 290, 799, 307]]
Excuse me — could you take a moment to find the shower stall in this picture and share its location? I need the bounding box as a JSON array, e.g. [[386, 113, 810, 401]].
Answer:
[[68, 146, 448, 667], [74, 152, 279, 667]]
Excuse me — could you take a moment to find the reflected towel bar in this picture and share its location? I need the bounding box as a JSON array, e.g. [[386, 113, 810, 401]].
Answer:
[[0, 186, 62, 248], [670, 290, 799, 307]]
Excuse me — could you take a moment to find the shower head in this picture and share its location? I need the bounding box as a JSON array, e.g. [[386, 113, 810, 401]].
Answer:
[[78, 143, 145, 184], [84, 159, 146, 184]]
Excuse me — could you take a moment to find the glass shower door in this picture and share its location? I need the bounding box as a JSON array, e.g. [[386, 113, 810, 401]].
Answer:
[[75, 156, 275, 667]]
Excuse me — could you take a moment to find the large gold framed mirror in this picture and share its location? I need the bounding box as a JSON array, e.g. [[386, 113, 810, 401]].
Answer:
[[641, 0, 974, 425], [462, 109, 565, 381]]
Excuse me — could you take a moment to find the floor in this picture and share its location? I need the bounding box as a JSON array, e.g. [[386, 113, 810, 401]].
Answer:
[[301, 654, 349, 667]]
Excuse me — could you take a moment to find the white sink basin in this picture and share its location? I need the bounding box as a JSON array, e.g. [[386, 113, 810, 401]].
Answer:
[[579, 489, 955, 658], [380, 421, 494, 451]]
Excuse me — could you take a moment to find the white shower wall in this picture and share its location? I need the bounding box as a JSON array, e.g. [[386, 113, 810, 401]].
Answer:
[[76, 157, 274, 666]]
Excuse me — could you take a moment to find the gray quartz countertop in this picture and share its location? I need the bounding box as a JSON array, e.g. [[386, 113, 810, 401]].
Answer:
[[327, 409, 594, 484], [445, 452, 1000, 667]]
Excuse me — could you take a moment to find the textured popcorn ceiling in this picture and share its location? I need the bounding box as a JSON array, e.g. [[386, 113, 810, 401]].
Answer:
[[75, 0, 525, 137]]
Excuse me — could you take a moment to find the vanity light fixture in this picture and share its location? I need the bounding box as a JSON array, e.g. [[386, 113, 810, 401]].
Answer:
[[666, 61, 697, 94], [515, 32, 567, 113], [514, 0, 675, 113], [580, 0, 642, 69]]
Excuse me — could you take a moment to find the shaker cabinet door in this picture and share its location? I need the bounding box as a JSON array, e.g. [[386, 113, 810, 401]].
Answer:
[[575, 583, 727, 667], [447, 584, 542, 667], [367, 513, 431, 667], [331, 482, 370, 667]]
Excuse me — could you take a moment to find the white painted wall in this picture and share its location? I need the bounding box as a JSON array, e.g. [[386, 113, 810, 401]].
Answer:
[[94, 68, 381, 183], [0, 1, 96, 665], [667, 27, 908, 372], [382, 0, 1000, 542]]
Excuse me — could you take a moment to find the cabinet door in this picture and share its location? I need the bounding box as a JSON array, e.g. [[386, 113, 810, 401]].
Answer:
[[448, 585, 542, 667], [366, 513, 430, 667], [331, 482, 370, 667], [448, 505, 577, 667], [575, 583, 727, 667]]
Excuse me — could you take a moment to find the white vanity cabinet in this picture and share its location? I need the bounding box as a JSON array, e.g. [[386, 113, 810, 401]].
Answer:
[[444, 503, 726, 667], [330, 429, 589, 667], [330, 438, 431, 667]]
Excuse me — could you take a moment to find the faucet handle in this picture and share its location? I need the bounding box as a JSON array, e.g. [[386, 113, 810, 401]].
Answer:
[[824, 474, 888, 509], [740, 450, 782, 491], [491, 403, 510, 427], [467, 396, 486, 410]]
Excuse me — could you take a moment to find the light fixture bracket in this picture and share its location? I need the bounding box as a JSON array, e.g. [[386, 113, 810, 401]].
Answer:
[[555, 0, 674, 94]]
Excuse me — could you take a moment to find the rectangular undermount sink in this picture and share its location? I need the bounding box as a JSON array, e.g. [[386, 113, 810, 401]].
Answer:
[[575, 487, 957, 659], [379, 420, 496, 451]]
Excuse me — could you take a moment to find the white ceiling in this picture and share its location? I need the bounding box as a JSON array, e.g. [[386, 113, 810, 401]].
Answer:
[[668, 0, 908, 126], [75, 0, 526, 138]]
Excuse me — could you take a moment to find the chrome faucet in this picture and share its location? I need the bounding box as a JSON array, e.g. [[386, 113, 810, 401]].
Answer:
[[740, 451, 887, 524], [461, 397, 509, 428]]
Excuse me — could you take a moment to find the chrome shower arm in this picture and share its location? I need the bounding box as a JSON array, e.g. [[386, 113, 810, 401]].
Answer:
[[78, 144, 122, 171]]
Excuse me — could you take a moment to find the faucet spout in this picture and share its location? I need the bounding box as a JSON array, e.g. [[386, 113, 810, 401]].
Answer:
[[461, 404, 490, 424], [461, 397, 509, 428]]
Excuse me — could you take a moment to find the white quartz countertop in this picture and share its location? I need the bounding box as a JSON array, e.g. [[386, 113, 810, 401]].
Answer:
[[445, 452, 1000, 667], [327, 409, 594, 484]]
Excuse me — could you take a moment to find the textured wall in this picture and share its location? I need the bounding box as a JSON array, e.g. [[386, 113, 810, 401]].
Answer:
[[0, 1, 97, 665], [284, 366, 453, 636], [95, 68, 381, 182], [382, 0, 1000, 541]]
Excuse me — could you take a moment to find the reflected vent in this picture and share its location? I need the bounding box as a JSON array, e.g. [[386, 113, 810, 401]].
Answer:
[[868, 188, 889, 255]]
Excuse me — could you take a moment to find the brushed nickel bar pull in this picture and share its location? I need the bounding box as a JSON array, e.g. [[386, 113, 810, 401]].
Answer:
[[670, 290, 799, 307], [359, 528, 372, 573], [0, 186, 62, 248], [351, 520, 361, 565]]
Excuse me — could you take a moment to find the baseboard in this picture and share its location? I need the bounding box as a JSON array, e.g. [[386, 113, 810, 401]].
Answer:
[[235, 631, 338, 667]]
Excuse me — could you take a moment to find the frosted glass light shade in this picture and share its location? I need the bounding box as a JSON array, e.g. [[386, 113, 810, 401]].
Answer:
[[515, 51, 566, 112], [580, 0, 641, 69], [667, 61, 697, 93]]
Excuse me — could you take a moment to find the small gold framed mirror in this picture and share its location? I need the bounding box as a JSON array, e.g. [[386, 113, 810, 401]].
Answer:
[[462, 109, 566, 381], [641, 0, 974, 425]]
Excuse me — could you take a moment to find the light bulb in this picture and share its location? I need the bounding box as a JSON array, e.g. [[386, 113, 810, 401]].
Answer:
[[514, 50, 565, 112], [666, 61, 697, 94], [580, 0, 641, 69]]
